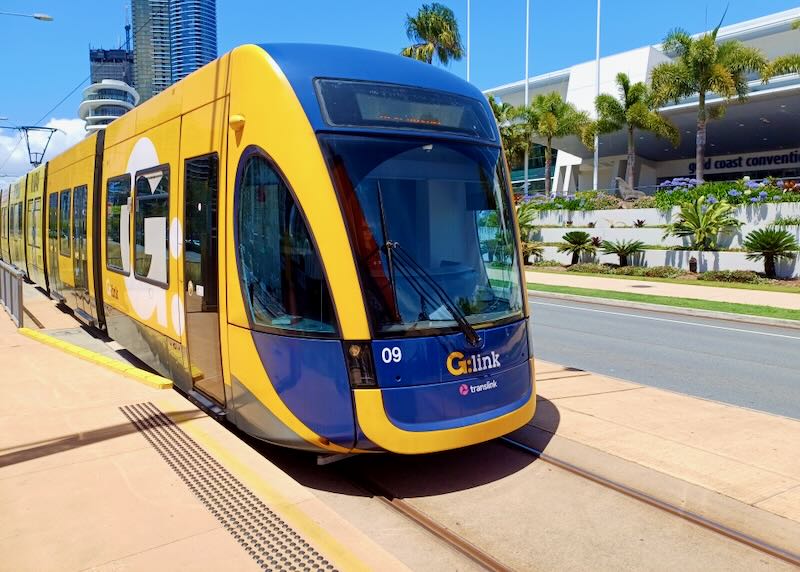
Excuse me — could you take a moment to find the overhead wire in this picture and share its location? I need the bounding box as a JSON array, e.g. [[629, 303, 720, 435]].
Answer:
[[0, 2, 169, 177]]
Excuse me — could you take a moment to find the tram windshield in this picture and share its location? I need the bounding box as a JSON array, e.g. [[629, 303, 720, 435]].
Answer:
[[320, 135, 524, 337]]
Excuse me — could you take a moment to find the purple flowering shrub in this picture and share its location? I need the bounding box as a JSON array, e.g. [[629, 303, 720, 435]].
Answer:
[[654, 177, 800, 209]]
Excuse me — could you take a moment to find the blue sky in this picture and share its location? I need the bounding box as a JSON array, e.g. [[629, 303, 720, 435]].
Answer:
[[0, 0, 798, 178]]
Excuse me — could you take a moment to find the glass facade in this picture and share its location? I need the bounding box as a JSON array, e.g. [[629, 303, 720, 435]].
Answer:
[[132, 0, 217, 101], [170, 0, 217, 82], [509, 144, 557, 191], [132, 0, 172, 101]]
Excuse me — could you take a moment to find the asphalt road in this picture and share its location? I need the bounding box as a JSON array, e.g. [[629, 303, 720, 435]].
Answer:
[[529, 295, 800, 420]]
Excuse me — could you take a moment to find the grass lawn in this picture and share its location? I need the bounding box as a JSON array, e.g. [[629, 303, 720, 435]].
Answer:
[[527, 282, 800, 322], [526, 267, 800, 294]]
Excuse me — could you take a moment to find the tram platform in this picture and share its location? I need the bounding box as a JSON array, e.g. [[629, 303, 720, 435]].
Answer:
[[2, 286, 799, 569], [0, 296, 408, 571]]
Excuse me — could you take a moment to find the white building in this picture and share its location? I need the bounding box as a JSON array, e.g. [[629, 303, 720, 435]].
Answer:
[[485, 8, 800, 195], [78, 79, 140, 133]]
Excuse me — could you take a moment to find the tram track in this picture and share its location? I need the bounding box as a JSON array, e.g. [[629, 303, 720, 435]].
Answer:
[[336, 436, 800, 571], [343, 469, 513, 572], [500, 436, 800, 569]]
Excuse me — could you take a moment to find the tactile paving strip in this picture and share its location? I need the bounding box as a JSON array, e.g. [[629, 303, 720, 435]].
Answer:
[[120, 402, 337, 572]]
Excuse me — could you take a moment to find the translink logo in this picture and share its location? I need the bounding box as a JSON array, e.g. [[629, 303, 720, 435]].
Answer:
[[446, 350, 501, 376]]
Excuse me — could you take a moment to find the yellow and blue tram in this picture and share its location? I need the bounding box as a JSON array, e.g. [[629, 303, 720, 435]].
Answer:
[[0, 44, 535, 454]]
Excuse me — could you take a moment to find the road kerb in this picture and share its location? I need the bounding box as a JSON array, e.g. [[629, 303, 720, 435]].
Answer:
[[528, 291, 800, 330], [17, 327, 172, 390]]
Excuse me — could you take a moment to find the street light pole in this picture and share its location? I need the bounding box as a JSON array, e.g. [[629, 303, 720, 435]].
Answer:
[[0, 11, 53, 21], [523, 0, 530, 196], [592, 0, 601, 191]]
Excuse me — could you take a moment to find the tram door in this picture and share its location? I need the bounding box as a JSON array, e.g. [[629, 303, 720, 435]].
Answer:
[[183, 154, 225, 405], [46, 193, 61, 295], [72, 186, 89, 312]]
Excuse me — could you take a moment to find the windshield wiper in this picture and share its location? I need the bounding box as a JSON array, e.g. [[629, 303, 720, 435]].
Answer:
[[386, 241, 482, 347]]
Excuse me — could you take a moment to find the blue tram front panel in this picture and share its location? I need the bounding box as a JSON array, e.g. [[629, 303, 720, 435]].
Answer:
[[371, 319, 531, 432]]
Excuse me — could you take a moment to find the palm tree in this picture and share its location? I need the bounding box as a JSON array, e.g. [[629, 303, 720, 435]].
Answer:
[[651, 17, 768, 183], [515, 93, 590, 195], [489, 95, 528, 171], [515, 200, 539, 240], [401, 3, 463, 65], [663, 196, 741, 251], [601, 239, 645, 267], [558, 231, 596, 265], [585, 73, 679, 189], [743, 227, 799, 278], [766, 20, 800, 76]]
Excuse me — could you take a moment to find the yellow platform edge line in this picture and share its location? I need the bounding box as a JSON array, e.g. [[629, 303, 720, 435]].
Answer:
[[157, 402, 372, 572], [18, 327, 173, 390]]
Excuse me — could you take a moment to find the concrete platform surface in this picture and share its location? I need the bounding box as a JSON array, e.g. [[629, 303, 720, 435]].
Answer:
[[527, 270, 800, 310], [0, 315, 407, 572], [528, 360, 800, 536]]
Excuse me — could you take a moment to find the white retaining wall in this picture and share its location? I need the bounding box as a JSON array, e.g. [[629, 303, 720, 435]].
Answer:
[[533, 202, 800, 227], [532, 202, 800, 252], [536, 225, 800, 249], [538, 246, 800, 278]]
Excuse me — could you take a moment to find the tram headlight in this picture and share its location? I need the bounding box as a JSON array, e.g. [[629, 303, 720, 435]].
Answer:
[[343, 341, 378, 388]]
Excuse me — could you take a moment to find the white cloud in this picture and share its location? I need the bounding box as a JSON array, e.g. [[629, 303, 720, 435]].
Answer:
[[0, 118, 86, 187]]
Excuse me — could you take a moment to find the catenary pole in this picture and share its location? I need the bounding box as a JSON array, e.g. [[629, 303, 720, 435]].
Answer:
[[592, 0, 601, 191], [523, 0, 530, 196]]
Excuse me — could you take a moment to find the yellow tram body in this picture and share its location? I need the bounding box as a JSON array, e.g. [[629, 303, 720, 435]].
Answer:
[[1, 44, 535, 454]]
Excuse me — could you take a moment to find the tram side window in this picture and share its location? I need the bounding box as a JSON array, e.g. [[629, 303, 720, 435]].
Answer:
[[59, 190, 71, 257], [48, 194, 58, 240], [27, 198, 41, 247], [106, 176, 131, 273], [237, 152, 336, 335], [10, 203, 22, 238], [134, 167, 169, 286]]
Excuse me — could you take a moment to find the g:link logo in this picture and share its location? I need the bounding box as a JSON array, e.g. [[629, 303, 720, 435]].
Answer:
[[446, 350, 501, 376]]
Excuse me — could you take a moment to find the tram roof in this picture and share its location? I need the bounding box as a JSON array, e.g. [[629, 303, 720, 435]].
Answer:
[[258, 43, 494, 138]]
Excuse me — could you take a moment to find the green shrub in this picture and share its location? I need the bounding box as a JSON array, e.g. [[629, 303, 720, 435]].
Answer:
[[601, 239, 645, 266], [558, 231, 597, 265], [641, 266, 685, 278], [663, 196, 741, 250], [654, 177, 800, 210], [743, 226, 799, 278], [697, 270, 762, 284], [566, 263, 614, 274], [529, 259, 562, 267], [613, 265, 684, 278], [774, 216, 800, 227], [631, 196, 657, 209]]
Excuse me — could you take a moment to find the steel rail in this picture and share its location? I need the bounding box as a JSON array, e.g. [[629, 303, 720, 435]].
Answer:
[[348, 474, 513, 572], [500, 436, 800, 568]]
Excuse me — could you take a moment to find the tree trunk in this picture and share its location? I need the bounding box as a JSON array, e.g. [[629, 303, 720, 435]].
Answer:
[[626, 127, 636, 189], [544, 140, 553, 196], [620, 254, 628, 267], [571, 251, 579, 265], [696, 92, 706, 184], [765, 254, 776, 279]]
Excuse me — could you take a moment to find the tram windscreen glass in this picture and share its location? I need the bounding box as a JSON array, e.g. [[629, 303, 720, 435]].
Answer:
[[316, 80, 495, 140], [320, 135, 524, 337]]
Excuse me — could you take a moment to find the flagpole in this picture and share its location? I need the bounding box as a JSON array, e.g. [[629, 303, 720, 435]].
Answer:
[[523, 0, 530, 196], [592, 0, 601, 191]]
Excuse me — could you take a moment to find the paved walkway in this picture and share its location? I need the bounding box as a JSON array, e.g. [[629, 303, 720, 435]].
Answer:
[[0, 314, 406, 571], [527, 270, 800, 309]]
